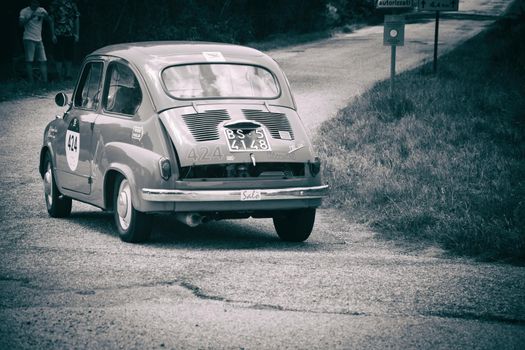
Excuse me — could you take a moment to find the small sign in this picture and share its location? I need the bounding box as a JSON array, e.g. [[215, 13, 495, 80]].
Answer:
[[384, 15, 405, 46], [418, 0, 459, 11], [202, 51, 225, 62], [278, 131, 292, 140], [377, 0, 413, 8]]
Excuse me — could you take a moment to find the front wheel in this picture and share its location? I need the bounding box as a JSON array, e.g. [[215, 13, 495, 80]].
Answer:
[[273, 208, 316, 242], [113, 175, 152, 243], [43, 153, 72, 218]]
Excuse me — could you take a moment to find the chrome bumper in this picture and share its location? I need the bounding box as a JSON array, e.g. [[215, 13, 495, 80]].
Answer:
[[142, 185, 329, 202]]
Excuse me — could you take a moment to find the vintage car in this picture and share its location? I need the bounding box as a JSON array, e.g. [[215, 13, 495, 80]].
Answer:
[[40, 42, 328, 243]]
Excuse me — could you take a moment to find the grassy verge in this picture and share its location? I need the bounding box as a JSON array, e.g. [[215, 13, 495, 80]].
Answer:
[[315, 14, 525, 263], [0, 79, 75, 102]]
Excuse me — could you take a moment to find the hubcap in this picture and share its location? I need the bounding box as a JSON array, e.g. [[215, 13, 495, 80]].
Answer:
[[44, 165, 53, 207], [117, 191, 128, 218], [117, 180, 132, 230]]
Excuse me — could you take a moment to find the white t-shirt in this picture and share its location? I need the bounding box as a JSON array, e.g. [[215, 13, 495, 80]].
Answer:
[[19, 6, 48, 41]]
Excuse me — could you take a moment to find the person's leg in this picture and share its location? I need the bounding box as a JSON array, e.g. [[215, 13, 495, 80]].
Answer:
[[23, 40, 35, 83], [25, 62, 34, 83], [63, 36, 75, 79], [54, 36, 64, 80], [65, 61, 73, 79], [35, 41, 48, 82], [40, 61, 48, 83], [56, 61, 64, 80]]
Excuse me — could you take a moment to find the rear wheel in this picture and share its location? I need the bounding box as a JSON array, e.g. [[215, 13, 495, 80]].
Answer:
[[113, 174, 152, 243], [273, 208, 316, 242], [43, 153, 72, 218]]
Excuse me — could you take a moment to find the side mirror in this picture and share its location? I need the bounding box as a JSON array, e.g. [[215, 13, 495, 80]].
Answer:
[[55, 92, 69, 107]]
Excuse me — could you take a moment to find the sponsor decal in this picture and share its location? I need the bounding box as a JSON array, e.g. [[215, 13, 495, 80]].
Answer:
[[65, 118, 80, 171], [267, 151, 297, 161], [48, 126, 57, 140], [132, 126, 144, 141], [241, 190, 261, 201]]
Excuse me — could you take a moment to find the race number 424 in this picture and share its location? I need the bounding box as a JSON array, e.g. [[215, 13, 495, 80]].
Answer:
[[67, 133, 78, 152]]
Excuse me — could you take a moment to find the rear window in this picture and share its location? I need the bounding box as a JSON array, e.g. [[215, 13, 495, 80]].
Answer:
[[161, 64, 280, 99]]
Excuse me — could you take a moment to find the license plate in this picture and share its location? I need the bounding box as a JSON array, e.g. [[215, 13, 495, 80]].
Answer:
[[241, 190, 261, 201], [224, 128, 271, 152]]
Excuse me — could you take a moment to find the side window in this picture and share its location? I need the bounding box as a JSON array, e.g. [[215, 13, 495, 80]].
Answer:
[[74, 62, 103, 110], [103, 62, 142, 116]]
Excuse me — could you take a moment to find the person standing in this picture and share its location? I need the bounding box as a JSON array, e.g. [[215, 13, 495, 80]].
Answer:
[[19, 0, 51, 83], [50, 0, 80, 80]]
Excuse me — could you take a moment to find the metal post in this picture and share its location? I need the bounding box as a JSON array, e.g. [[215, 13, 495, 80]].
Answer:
[[390, 45, 396, 98], [433, 10, 440, 74]]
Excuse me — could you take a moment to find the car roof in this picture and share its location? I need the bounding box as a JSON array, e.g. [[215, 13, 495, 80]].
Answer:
[[90, 41, 265, 64], [88, 41, 294, 112]]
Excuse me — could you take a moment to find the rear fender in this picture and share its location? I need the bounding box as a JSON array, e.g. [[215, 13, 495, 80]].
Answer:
[[102, 142, 170, 211]]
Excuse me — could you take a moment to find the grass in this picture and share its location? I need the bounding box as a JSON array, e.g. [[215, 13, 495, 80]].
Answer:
[[315, 13, 525, 263], [0, 78, 75, 102]]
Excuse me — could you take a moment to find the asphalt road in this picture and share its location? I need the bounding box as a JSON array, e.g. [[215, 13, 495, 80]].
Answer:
[[1, 1, 524, 349]]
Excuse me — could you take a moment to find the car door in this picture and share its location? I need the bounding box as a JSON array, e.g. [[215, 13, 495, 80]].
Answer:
[[55, 60, 104, 195]]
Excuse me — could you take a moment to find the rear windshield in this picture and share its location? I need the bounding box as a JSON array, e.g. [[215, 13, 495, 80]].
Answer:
[[161, 64, 280, 99]]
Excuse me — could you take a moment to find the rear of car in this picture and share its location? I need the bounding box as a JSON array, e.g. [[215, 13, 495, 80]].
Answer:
[[41, 42, 328, 243]]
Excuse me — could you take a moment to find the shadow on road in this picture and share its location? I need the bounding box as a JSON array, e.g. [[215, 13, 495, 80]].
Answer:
[[66, 211, 329, 252], [405, 12, 503, 25]]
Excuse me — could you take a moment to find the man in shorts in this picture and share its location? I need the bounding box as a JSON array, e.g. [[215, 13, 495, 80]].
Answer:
[[50, 0, 80, 80], [19, 0, 51, 83]]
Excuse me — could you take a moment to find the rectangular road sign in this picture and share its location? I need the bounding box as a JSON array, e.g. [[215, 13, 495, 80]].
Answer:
[[384, 15, 405, 46], [418, 0, 459, 11], [377, 0, 413, 8]]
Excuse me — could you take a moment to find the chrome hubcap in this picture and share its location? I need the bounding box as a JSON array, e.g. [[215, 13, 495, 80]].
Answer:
[[117, 191, 128, 218], [117, 180, 132, 230]]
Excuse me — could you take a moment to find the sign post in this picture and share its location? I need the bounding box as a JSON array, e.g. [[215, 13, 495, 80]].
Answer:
[[433, 10, 440, 74], [418, 1, 460, 73], [377, 1, 412, 98], [383, 15, 406, 98]]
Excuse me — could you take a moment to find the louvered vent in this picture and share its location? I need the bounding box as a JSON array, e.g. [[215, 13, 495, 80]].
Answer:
[[182, 109, 230, 142], [242, 109, 294, 140]]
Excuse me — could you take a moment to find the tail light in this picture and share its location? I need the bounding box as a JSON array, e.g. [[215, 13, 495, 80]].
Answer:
[[159, 157, 171, 180], [309, 157, 321, 177]]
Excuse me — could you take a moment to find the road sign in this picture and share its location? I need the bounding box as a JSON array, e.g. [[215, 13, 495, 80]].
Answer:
[[383, 15, 406, 98], [418, 0, 459, 11], [384, 15, 405, 46], [376, 0, 413, 8]]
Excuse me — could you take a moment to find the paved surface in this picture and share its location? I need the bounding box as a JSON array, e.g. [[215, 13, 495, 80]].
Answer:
[[1, 0, 524, 349]]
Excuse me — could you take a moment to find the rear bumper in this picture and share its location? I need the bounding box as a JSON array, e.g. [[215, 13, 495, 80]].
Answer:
[[142, 185, 329, 202]]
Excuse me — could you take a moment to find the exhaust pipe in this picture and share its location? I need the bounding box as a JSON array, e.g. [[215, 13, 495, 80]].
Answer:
[[175, 213, 205, 227]]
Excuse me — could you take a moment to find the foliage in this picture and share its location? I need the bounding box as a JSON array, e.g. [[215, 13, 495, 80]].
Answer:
[[1, 0, 376, 79], [74, 0, 375, 55], [315, 15, 525, 263]]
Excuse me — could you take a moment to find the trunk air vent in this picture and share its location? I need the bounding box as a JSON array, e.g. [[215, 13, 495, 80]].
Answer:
[[242, 109, 295, 140], [182, 109, 230, 142]]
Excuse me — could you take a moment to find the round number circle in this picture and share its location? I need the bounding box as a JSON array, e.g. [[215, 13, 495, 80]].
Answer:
[[65, 118, 80, 171]]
